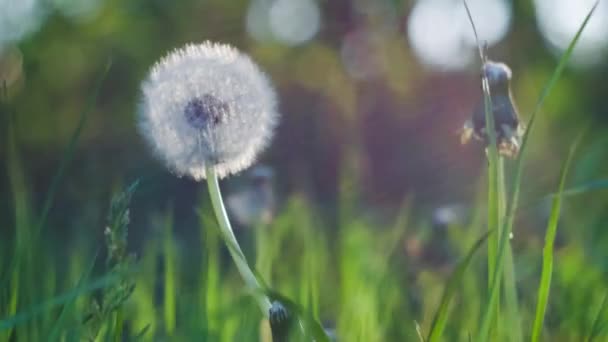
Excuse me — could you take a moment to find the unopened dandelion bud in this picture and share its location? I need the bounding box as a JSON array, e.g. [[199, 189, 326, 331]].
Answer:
[[461, 61, 524, 158]]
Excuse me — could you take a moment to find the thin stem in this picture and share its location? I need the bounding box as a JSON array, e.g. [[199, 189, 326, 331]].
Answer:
[[205, 166, 272, 315], [498, 157, 522, 342]]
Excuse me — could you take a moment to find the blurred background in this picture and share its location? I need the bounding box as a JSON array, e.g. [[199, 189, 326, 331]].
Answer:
[[2, 0, 608, 244], [2, 0, 608, 340]]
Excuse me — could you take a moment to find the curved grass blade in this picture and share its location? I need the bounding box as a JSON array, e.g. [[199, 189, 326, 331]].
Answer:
[[531, 135, 581, 342], [544, 178, 608, 200], [33, 59, 112, 237], [478, 3, 598, 340], [587, 291, 608, 342], [47, 250, 100, 341], [0, 272, 122, 331], [427, 230, 492, 342]]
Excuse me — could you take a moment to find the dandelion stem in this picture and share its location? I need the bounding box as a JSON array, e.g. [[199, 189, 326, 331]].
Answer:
[[205, 166, 272, 315]]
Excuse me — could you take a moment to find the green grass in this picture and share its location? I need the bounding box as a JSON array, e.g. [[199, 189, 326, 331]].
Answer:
[[2, 2, 608, 342], [478, 2, 598, 341]]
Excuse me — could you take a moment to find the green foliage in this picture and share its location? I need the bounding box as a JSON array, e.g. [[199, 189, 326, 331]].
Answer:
[[82, 180, 139, 341], [427, 230, 491, 342], [531, 134, 581, 341], [479, 2, 599, 341]]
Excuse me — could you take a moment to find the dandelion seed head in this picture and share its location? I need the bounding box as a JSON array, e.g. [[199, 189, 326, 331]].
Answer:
[[138, 41, 279, 180]]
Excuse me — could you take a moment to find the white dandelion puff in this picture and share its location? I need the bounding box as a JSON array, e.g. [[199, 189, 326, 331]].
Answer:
[[138, 41, 279, 180]]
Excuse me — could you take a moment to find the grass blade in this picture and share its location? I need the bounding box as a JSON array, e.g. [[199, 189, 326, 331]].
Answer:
[[587, 291, 608, 342], [463, 1, 502, 330], [427, 230, 492, 342], [3, 83, 31, 341], [531, 136, 581, 342], [0, 273, 122, 331], [478, 2, 598, 340], [33, 59, 112, 236], [545, 178, 608, 199], [47, 250, 99, 341]]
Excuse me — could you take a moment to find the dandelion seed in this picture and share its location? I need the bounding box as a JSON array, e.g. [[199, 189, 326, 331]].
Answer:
[[461, 61, 524, 158], [138, 41, 279, 179]]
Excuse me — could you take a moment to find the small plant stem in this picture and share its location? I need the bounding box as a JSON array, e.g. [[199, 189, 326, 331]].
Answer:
[[498, 157, 522, 342], [205, 166, 272, 315]]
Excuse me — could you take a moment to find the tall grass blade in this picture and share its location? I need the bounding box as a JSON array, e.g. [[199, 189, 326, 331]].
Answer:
[[0, 273, 122, 331], [478, 3, 598, 340], [531, 136, 580, 342], [546, 178, 608, 199], [47, 250, 100, 341], [162, 209, 177, 336], [33, 59, 112, 236], [427, 231, 491, 342], [4, 82, 31, 342], [463, 0, 503, 333], [587, 291, 608, 342]]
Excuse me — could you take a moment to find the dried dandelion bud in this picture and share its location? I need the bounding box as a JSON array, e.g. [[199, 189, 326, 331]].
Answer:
[[269, 301, 293, 342], [138, 41, 279, 179], [461, 61, 524, 158]]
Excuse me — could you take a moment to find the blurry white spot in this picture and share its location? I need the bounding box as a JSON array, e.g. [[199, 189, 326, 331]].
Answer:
[[407, 0, 512, 70], [246, 0, 274, 42], [460, 0, 512, 47], [269, 0, 320, 45], [433, 204, 466, 226], [0, 0, 47, 48], [534, 0, 608, 67]]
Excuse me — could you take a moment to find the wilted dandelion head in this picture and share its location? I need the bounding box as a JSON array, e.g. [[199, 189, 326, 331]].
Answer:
[[461, 60, 524, 158], [138, 41, 279, 180]]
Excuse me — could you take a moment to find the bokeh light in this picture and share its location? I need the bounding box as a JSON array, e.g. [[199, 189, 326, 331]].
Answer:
[[407, 0, 512, 70], [0, 0, 47, 48], [246, 0, 321, 46], [246, 0, 274, 43], [534, 0, 608, 67]]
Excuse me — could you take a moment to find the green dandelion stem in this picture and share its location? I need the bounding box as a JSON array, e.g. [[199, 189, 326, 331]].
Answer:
[[205, 166, 272, 315]]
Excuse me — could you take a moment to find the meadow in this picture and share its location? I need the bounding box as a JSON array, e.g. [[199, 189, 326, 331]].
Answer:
[[2, 0, 608, 341]]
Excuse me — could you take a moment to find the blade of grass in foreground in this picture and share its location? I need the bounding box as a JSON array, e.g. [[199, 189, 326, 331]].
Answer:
[[47, 250, 100, 341], [478, 2, 598, 341], [463, 1, 503, 333], [0, 273, 122, 331], [586, 291, 608, 342], [33, 59, 112, 237], [427, 230, 491, 342], [531, 135, 581, 342], [3, 83, 29, 342]]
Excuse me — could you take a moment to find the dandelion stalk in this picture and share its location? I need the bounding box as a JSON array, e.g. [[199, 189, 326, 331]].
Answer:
[[206, 166, 272, 315], [138, 41, 279, 318]]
